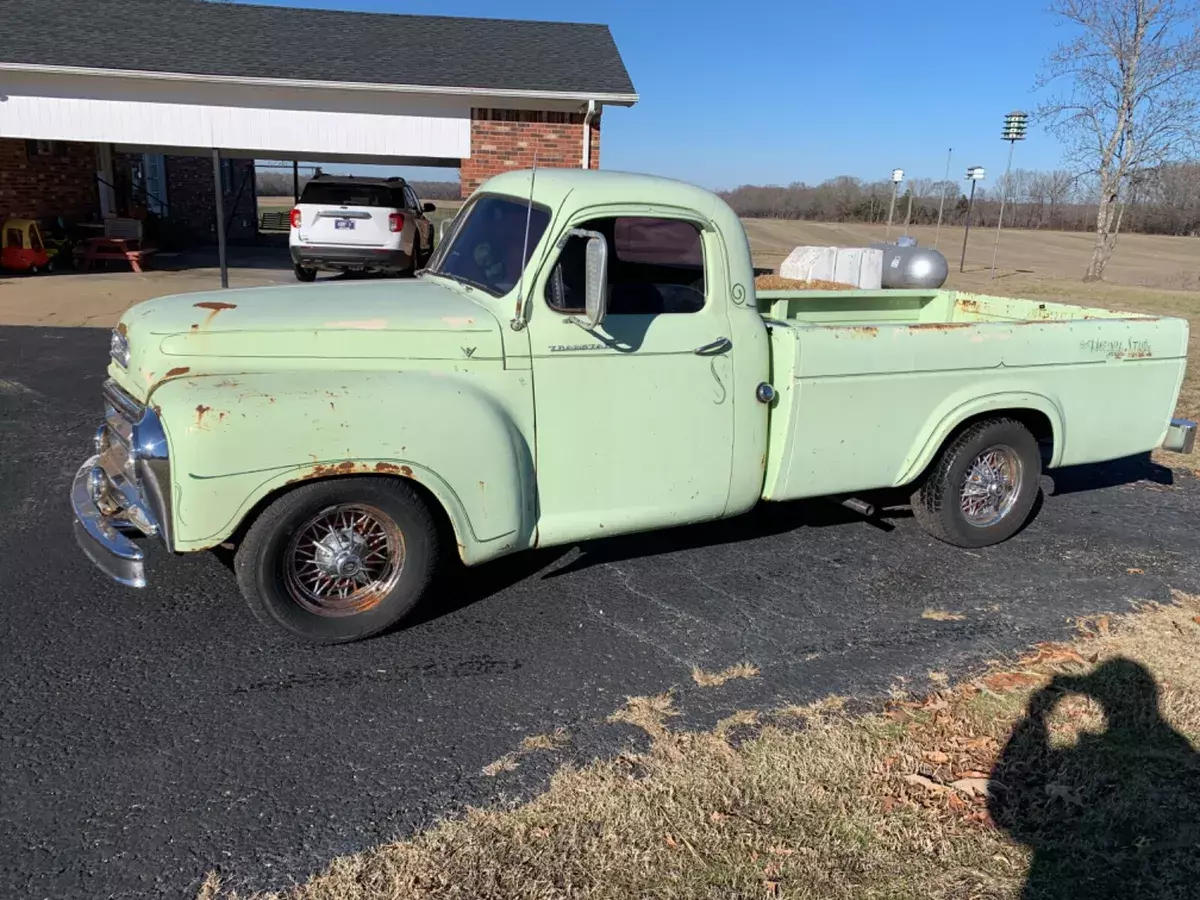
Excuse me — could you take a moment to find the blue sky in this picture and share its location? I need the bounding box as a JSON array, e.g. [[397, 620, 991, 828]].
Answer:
[[240, 0, 1071, 189]]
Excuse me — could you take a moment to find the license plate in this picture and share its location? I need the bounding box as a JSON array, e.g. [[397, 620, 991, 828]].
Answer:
[[334, 219, 356, 230]]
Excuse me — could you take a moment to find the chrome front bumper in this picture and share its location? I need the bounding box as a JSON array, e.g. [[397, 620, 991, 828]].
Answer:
[[71, 455, 148, 588], [69, 379, 171, 588], [1163, 418, 1197, 454]]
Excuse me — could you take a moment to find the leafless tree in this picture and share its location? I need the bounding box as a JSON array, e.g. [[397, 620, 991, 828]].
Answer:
[[1037, 0, 1200, 279]]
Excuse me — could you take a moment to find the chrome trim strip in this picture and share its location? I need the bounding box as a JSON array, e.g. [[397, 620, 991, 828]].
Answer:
[[71, 456, 147, 588]]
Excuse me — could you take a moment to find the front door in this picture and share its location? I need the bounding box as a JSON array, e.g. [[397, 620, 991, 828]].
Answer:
[[528, 213, 736, 546]]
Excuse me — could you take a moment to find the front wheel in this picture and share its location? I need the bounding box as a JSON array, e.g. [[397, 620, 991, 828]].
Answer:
[[234, 478, 442, 643], [910, 417, 1042, 548], [293, 263, 317, 282]]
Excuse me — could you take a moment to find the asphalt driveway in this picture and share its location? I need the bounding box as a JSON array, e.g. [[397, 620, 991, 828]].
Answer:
[[2, 326, 1198, 899]]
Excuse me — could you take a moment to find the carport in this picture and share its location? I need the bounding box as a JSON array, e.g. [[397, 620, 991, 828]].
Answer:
[[0, 0, 637, 287]]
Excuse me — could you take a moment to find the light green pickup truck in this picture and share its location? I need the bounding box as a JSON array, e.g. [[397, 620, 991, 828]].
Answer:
[[74, 169, 1195, 643]]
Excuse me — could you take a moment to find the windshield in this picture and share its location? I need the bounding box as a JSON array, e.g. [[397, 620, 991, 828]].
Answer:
[[426, 194, 551, 296]]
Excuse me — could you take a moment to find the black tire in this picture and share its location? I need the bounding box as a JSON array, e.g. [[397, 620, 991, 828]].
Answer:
[[234, 477, 442, 643], [910, 417, 1041, 548], [294, 264, 317, 282]]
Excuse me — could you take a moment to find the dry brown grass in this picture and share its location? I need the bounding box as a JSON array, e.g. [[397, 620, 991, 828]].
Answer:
[[208, 594, 1200, 900], [691, 662, 761, 687], [922, 609, 968, 622]]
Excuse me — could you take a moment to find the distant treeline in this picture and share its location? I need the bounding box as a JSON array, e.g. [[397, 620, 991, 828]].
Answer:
[[256, 170, 461, 201], [719, 163, 1200, 236]]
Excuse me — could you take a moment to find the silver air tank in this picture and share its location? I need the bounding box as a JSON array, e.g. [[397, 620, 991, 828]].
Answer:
[[869, 238, 949, 289]]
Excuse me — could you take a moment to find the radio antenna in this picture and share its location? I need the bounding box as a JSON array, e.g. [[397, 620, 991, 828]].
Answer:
[[510, 153, 538, 331]]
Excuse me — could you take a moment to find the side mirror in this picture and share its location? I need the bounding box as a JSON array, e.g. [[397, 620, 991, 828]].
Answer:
[[422, 202, 437, 213], [582, 233, 608, 328]]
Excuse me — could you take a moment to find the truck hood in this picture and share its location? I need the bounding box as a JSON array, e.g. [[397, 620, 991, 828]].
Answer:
[[115, 277, 503, 398]]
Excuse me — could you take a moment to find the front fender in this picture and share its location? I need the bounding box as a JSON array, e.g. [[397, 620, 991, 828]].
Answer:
[[895, 389, 1065, 486], [150, 371, 536, 564]]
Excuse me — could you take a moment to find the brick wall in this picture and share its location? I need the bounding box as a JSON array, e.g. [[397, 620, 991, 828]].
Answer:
[[166, 156, 258, 244], [460, 108, 601, 197], [0, 139, 99, 222]]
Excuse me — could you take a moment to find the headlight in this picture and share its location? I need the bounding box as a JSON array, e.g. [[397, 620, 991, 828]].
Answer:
[[110, 327, 130, 368]]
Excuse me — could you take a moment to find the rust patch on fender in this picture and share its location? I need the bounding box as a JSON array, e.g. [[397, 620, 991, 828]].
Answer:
[[195, 404, 211, 425], [164, 366, 191, 379], [374, 462, 403, 474], [189, 323, 200, 331], [400, 465, 413, 477]]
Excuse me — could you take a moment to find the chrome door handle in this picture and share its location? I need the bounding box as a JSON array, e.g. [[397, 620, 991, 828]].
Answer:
[[694, 337, 732, 355]]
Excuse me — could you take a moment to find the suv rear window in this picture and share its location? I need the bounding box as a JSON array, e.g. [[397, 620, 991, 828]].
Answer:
[[299, 182, 405, 208]]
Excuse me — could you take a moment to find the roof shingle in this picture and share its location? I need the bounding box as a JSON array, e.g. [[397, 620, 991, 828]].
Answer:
[[0, 0, 637, 98]]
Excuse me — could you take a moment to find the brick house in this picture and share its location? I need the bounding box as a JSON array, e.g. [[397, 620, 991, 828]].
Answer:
[[0, 0, 637, 248]]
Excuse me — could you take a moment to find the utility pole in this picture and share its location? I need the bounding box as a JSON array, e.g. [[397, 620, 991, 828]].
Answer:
[[885, 168, 904, 241], [960, 166, 986, 273], [933, 147, 952, 249], [990, 111, 1028, 279]]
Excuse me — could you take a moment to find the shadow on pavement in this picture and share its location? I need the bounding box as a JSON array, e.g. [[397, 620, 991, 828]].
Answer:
[[988, 659, 1200, 899], [1048, 453, 1175, 495]]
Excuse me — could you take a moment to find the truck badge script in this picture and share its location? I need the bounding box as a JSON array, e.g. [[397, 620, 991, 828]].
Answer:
[[461, 347, 476, 358]]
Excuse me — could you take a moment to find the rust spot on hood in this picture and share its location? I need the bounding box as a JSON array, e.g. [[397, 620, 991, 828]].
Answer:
[[194, 301, 237, 329], [955, 298, 981, 314], [164, 366, 191, 379]]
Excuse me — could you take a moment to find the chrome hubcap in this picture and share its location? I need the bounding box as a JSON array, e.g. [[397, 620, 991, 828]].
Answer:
[[284, 504, 404, 617], [960, 445, 1023, 527]]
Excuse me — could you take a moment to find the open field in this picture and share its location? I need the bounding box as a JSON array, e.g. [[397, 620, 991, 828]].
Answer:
[[746, 220, 1200, 424]]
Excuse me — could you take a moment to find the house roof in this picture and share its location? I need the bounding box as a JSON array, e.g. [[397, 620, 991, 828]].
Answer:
[[0, 0, 637, 101]]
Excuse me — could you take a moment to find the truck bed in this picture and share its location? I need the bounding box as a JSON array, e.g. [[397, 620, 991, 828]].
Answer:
[[756, 289, 1189, 503]]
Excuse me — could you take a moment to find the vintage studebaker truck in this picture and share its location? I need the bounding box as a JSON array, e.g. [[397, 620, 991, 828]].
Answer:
[[73, 169, 1196, 643]]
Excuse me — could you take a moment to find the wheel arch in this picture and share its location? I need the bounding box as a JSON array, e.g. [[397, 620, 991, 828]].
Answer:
[[897, 393, 1063, 487]]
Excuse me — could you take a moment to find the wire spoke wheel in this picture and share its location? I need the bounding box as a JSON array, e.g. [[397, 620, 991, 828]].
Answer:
[[283, 503, 405, 617], [960, 444, 1023, 527]]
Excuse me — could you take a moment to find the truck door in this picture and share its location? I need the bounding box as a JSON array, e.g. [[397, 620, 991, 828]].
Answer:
[[528, 214, 736, 546]]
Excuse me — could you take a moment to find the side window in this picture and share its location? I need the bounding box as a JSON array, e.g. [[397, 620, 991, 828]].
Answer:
[[403, 186, 420, 211], [5, 227, 23, 249], [545, 216, 706, 316], [29, 227, 43, 252]]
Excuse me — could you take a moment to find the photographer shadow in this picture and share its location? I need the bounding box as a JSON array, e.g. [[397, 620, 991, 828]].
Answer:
[[988, 658, 1200, 899]]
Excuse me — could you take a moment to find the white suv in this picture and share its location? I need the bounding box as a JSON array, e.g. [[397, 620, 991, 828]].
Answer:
[[289, 176, 436, 281]]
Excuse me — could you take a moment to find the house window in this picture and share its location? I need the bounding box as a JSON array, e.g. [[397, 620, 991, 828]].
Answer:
[[25, 140, 67, 158], [545, 216, 707, 316]]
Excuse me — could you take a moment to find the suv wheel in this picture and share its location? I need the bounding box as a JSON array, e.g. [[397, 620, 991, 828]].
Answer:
[[294, 264, 317, 282]]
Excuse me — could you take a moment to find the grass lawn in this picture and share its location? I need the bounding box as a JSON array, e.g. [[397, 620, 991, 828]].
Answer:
[[203, 594, 1200, 900]]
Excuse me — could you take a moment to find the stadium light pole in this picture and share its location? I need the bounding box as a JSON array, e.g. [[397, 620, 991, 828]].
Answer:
[[990, 110, 1028, 279], [933, 147, 952, 249], [885, 168, 904, 241], [960, 166, 985, 274]]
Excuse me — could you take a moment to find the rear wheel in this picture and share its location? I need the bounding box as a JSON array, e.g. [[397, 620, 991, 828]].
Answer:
[[235, 478, 442, 643], [910, 418, 1041, 548], [294, 264, 317, 282]]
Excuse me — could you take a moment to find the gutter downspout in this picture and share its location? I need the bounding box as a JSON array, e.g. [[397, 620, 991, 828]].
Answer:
[[582, 100, 598, 169]]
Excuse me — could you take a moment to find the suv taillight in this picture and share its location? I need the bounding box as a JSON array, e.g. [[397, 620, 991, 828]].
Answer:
[[389, 212, 405, 233], [289, 208, 301, 228]]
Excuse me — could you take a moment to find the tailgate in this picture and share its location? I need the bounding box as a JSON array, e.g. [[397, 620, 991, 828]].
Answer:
[[300, 206, 391, 247]]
